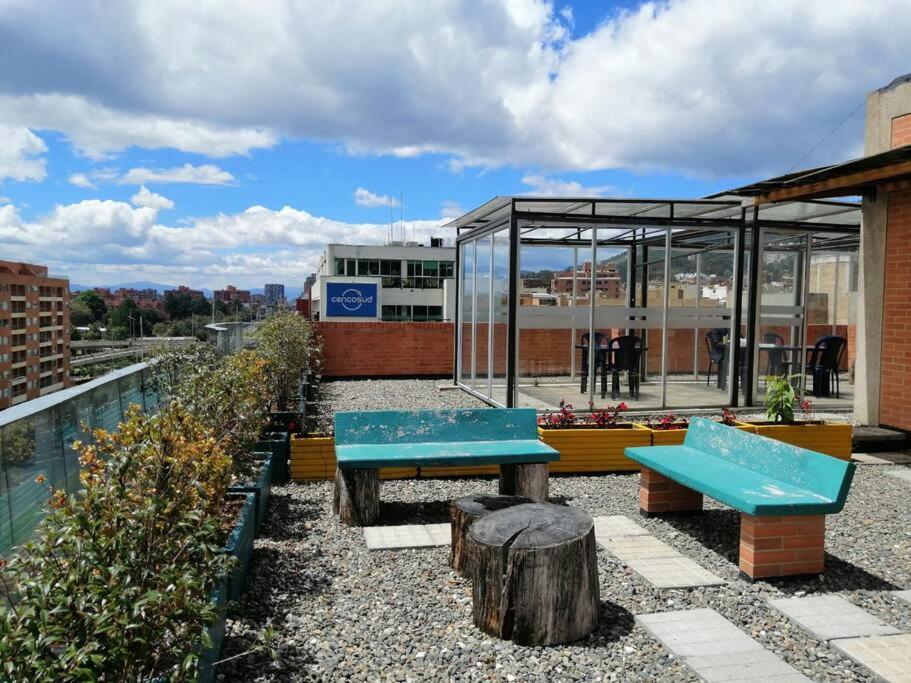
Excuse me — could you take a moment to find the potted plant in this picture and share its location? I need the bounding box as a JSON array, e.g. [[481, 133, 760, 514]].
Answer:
[[537, 400, 651, 473], [640, 408, 754, 445], [739, 375, 852, 459]]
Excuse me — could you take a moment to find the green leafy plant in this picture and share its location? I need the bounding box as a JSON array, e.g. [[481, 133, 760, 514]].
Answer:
[[0, 405, 233, 682], [764, 375, 797, 423], [256, 312, 313, 411]]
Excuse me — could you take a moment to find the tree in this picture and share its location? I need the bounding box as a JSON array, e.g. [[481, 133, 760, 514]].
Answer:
[[137, 306, 164, 327], [69, 299, 94, 327], [256, 312, 313, 410], [75, 290, 107, 322], [110, 298, 138, 333]]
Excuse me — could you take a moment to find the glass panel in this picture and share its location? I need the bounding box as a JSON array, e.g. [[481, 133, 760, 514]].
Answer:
[[491, 229, 510, 406], [474, 236, 492, 398], [756, 229, 808, 404], [459, 242, 474, 387], [515, 227, 581, 410]]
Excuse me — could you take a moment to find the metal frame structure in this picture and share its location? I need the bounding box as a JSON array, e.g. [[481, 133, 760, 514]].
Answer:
[[448, 196, 860, 410]]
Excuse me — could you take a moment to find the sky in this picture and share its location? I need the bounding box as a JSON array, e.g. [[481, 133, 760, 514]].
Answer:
[[1, 0, 910, 290]]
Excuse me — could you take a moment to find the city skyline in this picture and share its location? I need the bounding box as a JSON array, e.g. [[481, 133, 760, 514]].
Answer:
[[1, 1, 910, 288]]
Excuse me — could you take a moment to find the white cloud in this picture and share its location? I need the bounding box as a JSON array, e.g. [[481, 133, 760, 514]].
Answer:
[[354, 187, 399, 208], [2, 1, 911, 177], [118, 164, 235, 186], [0, 126, 47, 182], [68, 173, 95, 189], [0, 195, 12, 204], [0, 197, 450, 288], [520, 174, 617, 197], [131, 185, 174, 210], [440, 200, 465, 219]]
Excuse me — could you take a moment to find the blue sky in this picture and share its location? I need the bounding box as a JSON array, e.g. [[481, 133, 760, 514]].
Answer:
[[1, 0, 909, 289]]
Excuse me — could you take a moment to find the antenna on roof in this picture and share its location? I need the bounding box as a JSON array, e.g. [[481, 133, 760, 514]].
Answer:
[[400, 192, 405, 243]]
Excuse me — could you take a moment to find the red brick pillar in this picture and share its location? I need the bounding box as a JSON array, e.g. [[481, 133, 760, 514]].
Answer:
[[739, 513, 825, 581], [638, 467, 703, 516]]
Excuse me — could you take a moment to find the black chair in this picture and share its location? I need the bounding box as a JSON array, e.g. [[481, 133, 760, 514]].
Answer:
[[580, 332, 609, 397], [704, 328, 726, 388], [763, 332, 789, 378], [806, 335, 847, 398], [609, 335, 642, 400]]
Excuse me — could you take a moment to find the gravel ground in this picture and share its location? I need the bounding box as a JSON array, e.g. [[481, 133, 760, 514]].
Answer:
[[220, 379, 908, 681]]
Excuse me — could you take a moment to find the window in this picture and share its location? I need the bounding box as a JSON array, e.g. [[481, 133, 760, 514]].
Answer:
[[381, 305, 411, 321], [335, 258, 346, 275], [404, 260, 455, 288]]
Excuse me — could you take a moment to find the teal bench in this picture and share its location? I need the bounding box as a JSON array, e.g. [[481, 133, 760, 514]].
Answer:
[[625, 417, 855, 581], [332, 408, 559, 526]]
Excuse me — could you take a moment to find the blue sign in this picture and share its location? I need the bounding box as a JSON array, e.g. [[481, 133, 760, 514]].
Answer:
[[326, 282, 378, 317]]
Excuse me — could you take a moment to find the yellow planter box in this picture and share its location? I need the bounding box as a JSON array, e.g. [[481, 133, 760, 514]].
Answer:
[[537, 424, 652, 473], [744, 422, 853, 460], [643, 422, 755, 446], [289, 436, 417, 481]]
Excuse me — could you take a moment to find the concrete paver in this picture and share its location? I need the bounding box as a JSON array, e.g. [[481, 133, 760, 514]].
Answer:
[[832, 634, 911, 683], [768, 595, 902, 642]]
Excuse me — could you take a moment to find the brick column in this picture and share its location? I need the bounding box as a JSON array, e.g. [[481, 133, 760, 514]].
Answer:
[[739, 513, 825, 581], [638, 467, 703, 516]]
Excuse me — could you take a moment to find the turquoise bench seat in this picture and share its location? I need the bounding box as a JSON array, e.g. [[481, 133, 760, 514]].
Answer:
[[334, 408, 559, 470], [625, 417, 854, 517], [336, 439, 558, 470]]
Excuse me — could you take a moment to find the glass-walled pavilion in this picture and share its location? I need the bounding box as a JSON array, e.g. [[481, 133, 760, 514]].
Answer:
[[449, 196, 860, 413]]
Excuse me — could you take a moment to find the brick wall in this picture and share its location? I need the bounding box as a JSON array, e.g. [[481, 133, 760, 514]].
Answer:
[[879, 189, 911, 431], [316, 321, 454, 377], [891, 113, 911, 149]]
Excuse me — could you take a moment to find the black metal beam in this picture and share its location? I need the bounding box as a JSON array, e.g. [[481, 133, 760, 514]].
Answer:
[[730, 208, 747, 407], [452, 238, 460, 386], [744, 206, 762, 406], [506, 200, 519, 408]]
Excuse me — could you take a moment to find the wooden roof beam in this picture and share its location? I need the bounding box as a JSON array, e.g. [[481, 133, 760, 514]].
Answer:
[[753, 159, 911, 204]]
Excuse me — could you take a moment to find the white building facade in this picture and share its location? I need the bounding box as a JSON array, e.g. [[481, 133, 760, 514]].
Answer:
[[311, 243, 456, 322]]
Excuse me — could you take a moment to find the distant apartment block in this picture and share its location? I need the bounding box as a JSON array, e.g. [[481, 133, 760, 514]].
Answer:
[[0, 261, 71, 409], [213, 285, 252, 304], [264, 283, 285, 305]]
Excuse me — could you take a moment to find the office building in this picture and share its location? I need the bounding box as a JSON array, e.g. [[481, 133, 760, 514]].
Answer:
[[0, 261, 71, 409], [311, 241, 455, 321], [264, 283, 285, 306]]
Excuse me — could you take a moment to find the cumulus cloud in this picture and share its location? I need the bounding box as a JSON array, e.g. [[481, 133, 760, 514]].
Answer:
[[118, 164, 235, 186], [0, 126, 47, 182], [2, 0, 909, 176], [131, 185, 174, 210], [0, 197, 450, 287], [68, 173, 95, 189], [520, 174, 617, 197], [354, 187, 399, 208], [440, 200, 465, 219]]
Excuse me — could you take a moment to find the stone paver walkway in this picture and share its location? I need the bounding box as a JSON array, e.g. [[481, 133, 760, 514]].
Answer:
[[895, 590, 911, 606], [364, 523, 450, 550], [832, 634, 911, 683], [769, 595, 902, 642], [769, 595, 911, 682], [884, 468, 911, 484], [593, 515, 724, 588], [637, 608, 811, 682]]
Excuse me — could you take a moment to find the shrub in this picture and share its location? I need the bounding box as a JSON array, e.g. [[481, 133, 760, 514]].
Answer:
[[0, 405, 233, 681], [256, 313, 313, 411], [764, 375, 796, 423]]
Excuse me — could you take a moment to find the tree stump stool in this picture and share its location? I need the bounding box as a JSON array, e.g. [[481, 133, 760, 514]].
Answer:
[[332, 465, 379, 526], [498, 462, 549, 501], [469, 503, 599, 646], [449, 494, 533, 575]]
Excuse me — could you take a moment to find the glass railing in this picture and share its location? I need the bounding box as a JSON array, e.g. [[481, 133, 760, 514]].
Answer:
[[0, 362, 161, 555]]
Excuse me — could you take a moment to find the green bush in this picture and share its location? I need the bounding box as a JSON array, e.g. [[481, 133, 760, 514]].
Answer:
[[256, 313, 314, 411], [0, 405, 233, 681], [764, 375, 796, 423]]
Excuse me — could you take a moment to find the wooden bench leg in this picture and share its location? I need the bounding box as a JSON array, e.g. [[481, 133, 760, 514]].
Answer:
[[499, 463, 548, 501], [739, 513, 825, 581], [638, 466, 703, 516], [333, 465, 380, 526]]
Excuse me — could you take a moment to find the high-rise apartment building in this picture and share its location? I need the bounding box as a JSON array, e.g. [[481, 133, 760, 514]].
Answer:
[[264, 283, 285, 305], [0, 261, 71, 409], [213, 285, 252, 304]]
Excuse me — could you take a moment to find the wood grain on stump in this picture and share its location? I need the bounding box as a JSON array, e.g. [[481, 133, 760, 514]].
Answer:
[[470, 503, 599, 646], [498, 462, 549, 501], [332, 466, 379, 526], [449, 494, 533, 575]]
